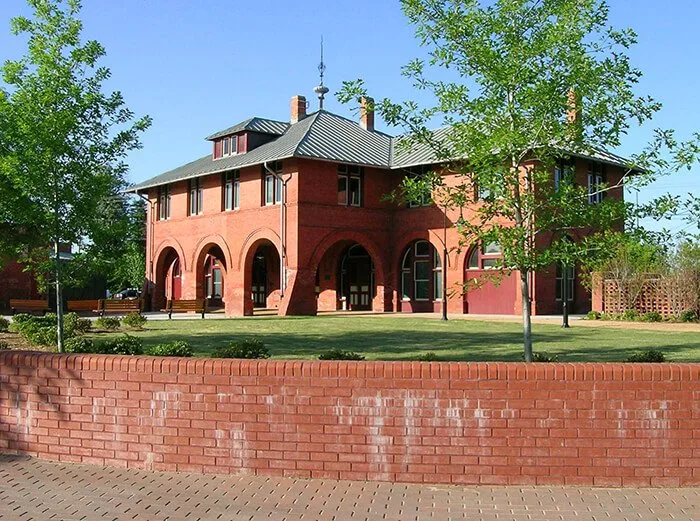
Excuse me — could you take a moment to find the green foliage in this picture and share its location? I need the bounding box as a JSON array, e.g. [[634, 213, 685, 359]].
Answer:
[[95, 316, 120, 331], [626, 350, 666, 363], [622, 309, 639, 321], [213, 339, 269, 359], [99, 334, 143, 355], [121, 312, 147, 330], [9, 313, 33, 331], [0, 341, 8, 350], [640, 311, 662, 322], [64, 336, 97, 354], [318, 348, 366, 361], [63, 312, 91, 334], [585, 311, 601, 320], [0, 317, 9, 332], [10, 313, 67, 346], [524, 352, 559, 363], [678, 310, 698, 322], [146, 341, 193, 357], [415, 352, 439, 361]]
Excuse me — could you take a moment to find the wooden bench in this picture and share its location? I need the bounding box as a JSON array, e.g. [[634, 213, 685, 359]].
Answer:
[[9, 299, 50, 315], [67, 299, 101, 314], [96, 299, 143, 316], [161, 299, 206, 319]]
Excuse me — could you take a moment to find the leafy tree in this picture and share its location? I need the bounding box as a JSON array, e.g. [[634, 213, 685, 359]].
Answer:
[[0, 0, 151, 351], [339, 0, 699, 360]]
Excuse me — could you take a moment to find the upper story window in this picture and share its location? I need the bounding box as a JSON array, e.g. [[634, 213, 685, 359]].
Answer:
[[587, 162, 604, 204], [467, 242, 502, 269], [214, 135, 239, 159], [158, 185, 171, 220], [263, 161, 283, 206], [338, 164, 363, 207], [405, 166, 433, 207], [188, 178, 203, 216], [223, 170, 240, 211], [554, 160, 575, 191]]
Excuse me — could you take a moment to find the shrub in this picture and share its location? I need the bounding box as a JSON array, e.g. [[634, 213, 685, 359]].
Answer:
[[0, 317, 9, 332], [318, 348, 365, 361], [121, 312, 147, 330], [621, 309, 639, 321], [213, 339, 269, 359], [63, 312, 92, 335], [626, 350, 666, 363], [146, 341, 193, 357], [15, 315, 59, 346], [678, 310, 698, 322], [0, 340, 9, 350], [95, 316, 121, 331], [640, 311, 662, 322], [10, 313, 33, 326], [416, 352, 439, 361], [524, 352, 559, 362], [585, 311, 601, 320], [99, 334, 143, 355], [65, 337, 98, 354]]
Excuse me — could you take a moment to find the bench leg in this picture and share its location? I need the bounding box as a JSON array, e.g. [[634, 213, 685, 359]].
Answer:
[[168, 311, 172, 320], [201, 310, 205, 319]]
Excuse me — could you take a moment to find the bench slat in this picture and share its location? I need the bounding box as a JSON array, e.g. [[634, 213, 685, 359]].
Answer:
[[10, 300, 50, 314], [162, 299, 206, 319]]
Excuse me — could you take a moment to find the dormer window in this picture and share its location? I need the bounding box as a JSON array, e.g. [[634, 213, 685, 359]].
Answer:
[[215, 135, 240, 159], [223, 137, 230, 156]]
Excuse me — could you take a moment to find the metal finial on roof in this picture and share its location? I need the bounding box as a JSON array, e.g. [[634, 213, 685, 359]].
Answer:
[[313, 36, 329, 110]]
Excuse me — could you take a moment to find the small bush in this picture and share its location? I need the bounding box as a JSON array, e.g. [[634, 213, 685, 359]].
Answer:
[[63, 312, 92, 335], [10, 313, 33, 325], [121, 312, 147, 330], [621, 309, 639, 321], [524, 352, 559, 362], [65, 337, 98, 354], [95, 316, 121, 331], [146, 341, 193, 357], [0, 317, 9, 332], [626, 350, 666, 363], [318, 348, 365, 361], [213, 339, 269, 359], [99, 334, 143, 355], [0, 340, 9, 350], [585, 311, 601, 320], [640, 311, 662, 322], [416, 352, 439, 361], [678, 310, 698, 322]]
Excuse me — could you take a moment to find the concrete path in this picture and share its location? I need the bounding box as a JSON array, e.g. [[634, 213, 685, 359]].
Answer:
[[1, 455, 697, 521]]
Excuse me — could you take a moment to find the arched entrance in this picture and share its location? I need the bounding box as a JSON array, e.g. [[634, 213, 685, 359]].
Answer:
[[250, 241, 280, 310], [338, 244, 375, 311], [398, 240, 442, 313], [198, 245, 227, 310], [154, 246, 183, 310]]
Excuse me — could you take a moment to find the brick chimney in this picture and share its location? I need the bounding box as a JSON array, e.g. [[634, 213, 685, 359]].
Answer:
[[360, 96, 375, 131], [291, 95, 307, 124], [566, 88, 581, 125]]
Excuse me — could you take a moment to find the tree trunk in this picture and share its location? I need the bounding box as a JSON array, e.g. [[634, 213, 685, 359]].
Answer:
[[520, 270, 533, 362], [54, 240, 65, 353]]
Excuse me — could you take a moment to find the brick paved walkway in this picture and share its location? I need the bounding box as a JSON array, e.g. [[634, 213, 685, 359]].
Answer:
[[1, 455, 697, 521]]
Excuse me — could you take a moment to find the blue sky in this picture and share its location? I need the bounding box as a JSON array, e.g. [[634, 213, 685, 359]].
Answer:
[[1, 0, 697, 234]]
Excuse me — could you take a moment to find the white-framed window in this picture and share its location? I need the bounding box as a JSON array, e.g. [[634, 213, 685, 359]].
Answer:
[[401, 249, 411, 300], [415, 240, 430, 257], [223, 137, 230, 156], [263, 161, 283, 205], [433, 248, 442, 300], [337, 164, 362, 207], [554, 161, 575, 191], [188, 178, 203, 216], [414, 260, 430, 301], [223, 170, 240, 211], [467, 242, 502, 269], [587, 163, 604, 204], [158, 185, 170, 220]]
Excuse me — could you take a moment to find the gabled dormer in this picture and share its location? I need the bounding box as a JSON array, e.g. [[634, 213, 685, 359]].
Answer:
[[207, 117, 290, 160]]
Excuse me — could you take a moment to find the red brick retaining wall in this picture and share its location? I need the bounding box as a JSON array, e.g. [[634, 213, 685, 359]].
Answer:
[[0, 352, 698, 487]]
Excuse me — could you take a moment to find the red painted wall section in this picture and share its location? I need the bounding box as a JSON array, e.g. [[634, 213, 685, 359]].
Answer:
[[0, 261, 40, 312], [1, 352, 697, 488]]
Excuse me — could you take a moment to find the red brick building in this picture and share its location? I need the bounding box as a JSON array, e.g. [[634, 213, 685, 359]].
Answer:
[[128, 95, 627, 316]]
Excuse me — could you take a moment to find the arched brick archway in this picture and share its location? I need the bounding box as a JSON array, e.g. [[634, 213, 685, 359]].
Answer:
[[193, 237, 232, 310], [308, 231, 389, 313], [152, 245, 184, 311]]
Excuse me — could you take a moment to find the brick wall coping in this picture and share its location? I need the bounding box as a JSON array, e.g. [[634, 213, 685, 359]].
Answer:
[[1, 351, 697, 381]]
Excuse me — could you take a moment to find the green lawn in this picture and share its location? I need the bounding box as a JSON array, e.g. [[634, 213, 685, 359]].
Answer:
[[105, 316, 700, 362]]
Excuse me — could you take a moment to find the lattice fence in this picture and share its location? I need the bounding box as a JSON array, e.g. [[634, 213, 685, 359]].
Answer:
[[602, 275, 694, 316]]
